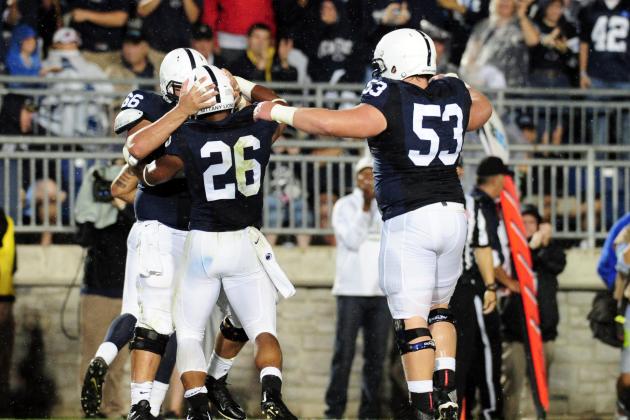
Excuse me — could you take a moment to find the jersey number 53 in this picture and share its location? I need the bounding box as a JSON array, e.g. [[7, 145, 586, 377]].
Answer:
[[409, 103, 463, 166]]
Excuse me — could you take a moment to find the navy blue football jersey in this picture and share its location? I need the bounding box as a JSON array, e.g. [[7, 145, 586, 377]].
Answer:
[[165, 106, 278, 232], [578, 0, 630, 82], [360, 77, 471, 221], [118, 90, 191, 230]]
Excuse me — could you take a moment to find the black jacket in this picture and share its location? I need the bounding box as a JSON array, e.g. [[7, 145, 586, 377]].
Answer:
[[502, 240, 566, 342], [230, 52, 298, 83], [77, 206, 134, 298]]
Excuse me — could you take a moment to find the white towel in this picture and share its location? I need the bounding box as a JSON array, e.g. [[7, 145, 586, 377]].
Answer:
[[246, 227, 296, 299]]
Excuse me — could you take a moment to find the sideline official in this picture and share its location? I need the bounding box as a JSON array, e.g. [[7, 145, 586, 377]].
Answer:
[[452, 157, 510, 419]]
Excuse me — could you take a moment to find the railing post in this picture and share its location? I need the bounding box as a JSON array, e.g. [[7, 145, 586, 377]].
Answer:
[[496, 89, 505, 115], [315, 85, 324, 108], [586, 149, 596, 248]]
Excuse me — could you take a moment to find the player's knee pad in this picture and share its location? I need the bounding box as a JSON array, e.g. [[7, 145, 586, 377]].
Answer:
[[129, 327, 170, 356], [220, 316, 249, 343], [393, 319, 436, 355], [428, 308, 455, 326]]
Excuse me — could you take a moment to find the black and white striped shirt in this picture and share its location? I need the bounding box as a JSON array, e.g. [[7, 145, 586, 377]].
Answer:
[[463, 187, 504, 274]]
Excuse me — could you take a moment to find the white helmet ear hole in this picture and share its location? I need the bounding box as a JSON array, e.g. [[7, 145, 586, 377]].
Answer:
[[391, 66, 397, 75]]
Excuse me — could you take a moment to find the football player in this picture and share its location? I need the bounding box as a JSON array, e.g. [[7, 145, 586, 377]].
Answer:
[[141, 65, 297, 420], [111, 50, 283, 420], [81, 48, 214, 420], [254, 29, 493, 420], [82, 48, 268, 420]]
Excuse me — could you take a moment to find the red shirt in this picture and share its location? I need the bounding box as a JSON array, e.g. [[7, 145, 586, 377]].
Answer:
[[202, 0, 275, 37]]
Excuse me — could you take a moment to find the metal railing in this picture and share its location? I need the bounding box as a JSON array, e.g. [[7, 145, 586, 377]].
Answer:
[[0, 75, 630, 146], [2, 136, 629, 245]]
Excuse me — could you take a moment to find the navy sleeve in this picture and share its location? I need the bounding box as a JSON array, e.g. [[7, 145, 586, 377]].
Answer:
[[107, 0, 128, 11], [120, 90, 161, 120], [577, 5, 592, 43], [165, 131, 186, 158], [360, 78, 391, 113]]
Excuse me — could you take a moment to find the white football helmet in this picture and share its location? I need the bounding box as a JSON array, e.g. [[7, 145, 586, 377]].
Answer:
[[191, 65, 235, 116], [372, 29, 437, 80], [160, 48, 208, 102]]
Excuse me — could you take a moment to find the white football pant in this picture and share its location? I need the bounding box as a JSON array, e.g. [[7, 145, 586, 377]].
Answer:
[[174, 229, 278, 374], [120, 222, 141, 317], [127, 220, 188, 335], [379, 202, 467, 320]]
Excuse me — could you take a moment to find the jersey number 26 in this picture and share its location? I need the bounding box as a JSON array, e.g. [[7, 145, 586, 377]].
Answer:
[[409, 103, 463, 166], [201, 135, 261, 201]]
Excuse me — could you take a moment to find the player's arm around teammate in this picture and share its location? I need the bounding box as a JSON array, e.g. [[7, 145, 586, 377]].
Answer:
[[125, 71, 285, 163], [124, 77, 217, 164], [253, 75, 492, 138]]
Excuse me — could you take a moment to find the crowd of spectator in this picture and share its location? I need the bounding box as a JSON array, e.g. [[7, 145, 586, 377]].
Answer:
[[0, 0, 625, 90], [0, 0, 629, 245]]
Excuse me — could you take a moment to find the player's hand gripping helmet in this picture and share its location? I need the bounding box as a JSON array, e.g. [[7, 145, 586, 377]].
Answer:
[[187, 65, 235, 116], [160, 48, 208, 103], [372, 28, 437, 80]]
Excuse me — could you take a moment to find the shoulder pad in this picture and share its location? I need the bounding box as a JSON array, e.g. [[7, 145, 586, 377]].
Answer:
[[115, 108, 145, 134]]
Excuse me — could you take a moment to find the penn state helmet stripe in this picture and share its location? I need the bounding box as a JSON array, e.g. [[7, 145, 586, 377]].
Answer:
[[202, 65, 221, 104], [417, 31, 432, 67], [184, 48, 197, 70]]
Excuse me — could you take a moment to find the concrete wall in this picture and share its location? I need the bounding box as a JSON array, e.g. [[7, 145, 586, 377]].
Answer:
[[8, 246, 617, 419]]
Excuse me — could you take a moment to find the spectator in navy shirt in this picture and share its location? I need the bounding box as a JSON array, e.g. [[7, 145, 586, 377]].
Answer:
[[579, 0, 630, 90], [522, 0, 577, 88], [68, 0, 132, 70], [298, 0, 363, 83], [138, 0, 201, 67], [578, 0, 630, 147]]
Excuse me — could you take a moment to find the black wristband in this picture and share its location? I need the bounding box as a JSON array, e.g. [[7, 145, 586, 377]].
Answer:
[[486, 283, 498, 292]]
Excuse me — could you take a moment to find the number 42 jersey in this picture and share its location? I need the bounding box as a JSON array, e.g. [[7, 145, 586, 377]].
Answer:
[[360, 77, 471, 221], [166, 106, 278, 232]]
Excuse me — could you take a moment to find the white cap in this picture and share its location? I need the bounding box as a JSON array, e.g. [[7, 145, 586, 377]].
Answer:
[[355, 155, 374, 175], [53, 27, 81, 45]]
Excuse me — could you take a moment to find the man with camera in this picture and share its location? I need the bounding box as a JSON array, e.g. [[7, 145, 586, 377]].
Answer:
[[75, 159, 135, 417]]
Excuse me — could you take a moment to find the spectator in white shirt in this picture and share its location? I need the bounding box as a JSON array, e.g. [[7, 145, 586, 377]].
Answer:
[[35, 28, 113, 138], [324, 155, 390, 419]]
